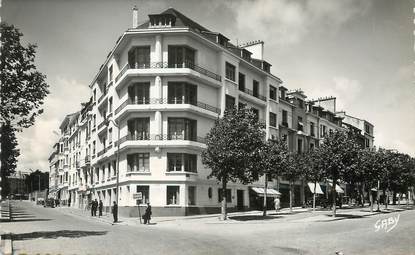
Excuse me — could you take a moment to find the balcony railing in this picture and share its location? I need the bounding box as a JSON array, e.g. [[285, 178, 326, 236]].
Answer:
[[97, 120, 107, 130], [239, 87, 267, 101], [115, 61, 222, 83], [85, 156, 91, 164], [115, 133, 206, 147], [114, 97, 220, 115]]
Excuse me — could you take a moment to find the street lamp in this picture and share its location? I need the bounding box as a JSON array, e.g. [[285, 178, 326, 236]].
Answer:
[[105, 118, 120, 204]]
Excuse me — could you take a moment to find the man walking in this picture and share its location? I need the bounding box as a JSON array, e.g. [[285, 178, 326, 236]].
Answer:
[[274, 195, 281, 213], [93, 199, 98, 216], [143, 203, 152, 224], [90, 200, 94, 216], [112, 201, 118, 223], [98, 200, 103, 217]]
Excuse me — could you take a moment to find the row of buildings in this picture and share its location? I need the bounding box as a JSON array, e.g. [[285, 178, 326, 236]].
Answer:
[[48, 7, 374, 217]]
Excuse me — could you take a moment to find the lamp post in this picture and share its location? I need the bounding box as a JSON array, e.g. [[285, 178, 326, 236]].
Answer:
[[105, 118, 120, 204]]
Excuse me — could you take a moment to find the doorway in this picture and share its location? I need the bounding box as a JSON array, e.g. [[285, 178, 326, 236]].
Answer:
[[237, 190, 244, 211]]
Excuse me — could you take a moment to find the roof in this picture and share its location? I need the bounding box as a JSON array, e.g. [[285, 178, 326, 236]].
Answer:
[[59, 112, 78, 130]]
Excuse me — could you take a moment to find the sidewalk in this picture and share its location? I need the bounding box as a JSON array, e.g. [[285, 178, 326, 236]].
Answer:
[[54, 203, 413, 226]]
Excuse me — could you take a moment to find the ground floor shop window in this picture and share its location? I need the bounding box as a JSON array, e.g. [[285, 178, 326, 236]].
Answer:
[[218, 188, 232, 203], [167, 186, 180, 205], [136, 185, 150, 204], [188, 186, 196, 205]]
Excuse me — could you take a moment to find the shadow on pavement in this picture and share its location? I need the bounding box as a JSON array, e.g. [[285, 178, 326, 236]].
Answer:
[[229, 215, 283, 221], [12, 230, 108, 241], [6, 218, 52, 222]]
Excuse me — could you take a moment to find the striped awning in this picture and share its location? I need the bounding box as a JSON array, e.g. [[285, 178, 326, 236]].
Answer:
[[251, 187, 281, 197]]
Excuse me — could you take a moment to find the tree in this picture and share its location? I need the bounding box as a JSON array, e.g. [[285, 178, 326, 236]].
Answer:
[[258, 139, 289, 216], [315, 130, 360, 217], [282, 153, 307, 213], [303, 150, 325, 212], [0, 124, 20, 197], [356, 149, 381, 212], [0, 22, 49, 129], [201, 107, 265, 220]]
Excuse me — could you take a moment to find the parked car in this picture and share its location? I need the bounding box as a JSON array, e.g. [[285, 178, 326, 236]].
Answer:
[[44, 198, 55, 208]]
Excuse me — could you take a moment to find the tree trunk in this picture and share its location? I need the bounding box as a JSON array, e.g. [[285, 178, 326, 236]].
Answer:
[[221, 179, 227, 220], [376, 180, 380, 212], [384, 189, 388, 209], [289, 181, 293, 213], [369, 186, 373, 213], [398, 193, 401, 206], [332, 179, 337, 217], [361, 183, 365, 208], [263, 174, 268, 217], [313, 181, 317, 213]]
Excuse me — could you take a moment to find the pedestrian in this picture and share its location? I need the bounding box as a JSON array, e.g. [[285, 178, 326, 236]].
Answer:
[[274, 195, 281, 213], [98, 200, 103, 217], [90, 200, 94, 216], [93, 199, 98, 216], [143, 203, 152, 224], [112, 201, 118, 223]]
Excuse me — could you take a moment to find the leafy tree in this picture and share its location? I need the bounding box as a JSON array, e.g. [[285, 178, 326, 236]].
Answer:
[[0, 22, 49, 129], [315, 130, 360, 217], [282, 153, 307, 213], [24, 169, 49, 193], [258, 139, 289, 216], [202, 107, 265, 220], [302, 150, 325, 212], [0, 124, 20, 197]]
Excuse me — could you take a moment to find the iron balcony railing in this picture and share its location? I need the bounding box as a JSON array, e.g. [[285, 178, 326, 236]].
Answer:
[[239, 87, 267, 101], [114, 97, 220, 115], [115, 133, 206, 147], [115, 61, 222, 83], [85, 156, 91, 164]]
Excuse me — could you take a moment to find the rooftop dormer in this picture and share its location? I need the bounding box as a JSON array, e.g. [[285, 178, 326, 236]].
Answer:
[[148, 13, 176, 28]]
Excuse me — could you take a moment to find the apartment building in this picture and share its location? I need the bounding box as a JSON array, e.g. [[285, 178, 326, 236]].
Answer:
[[49, 7, 374, 216], [337, 112, 374, 149]]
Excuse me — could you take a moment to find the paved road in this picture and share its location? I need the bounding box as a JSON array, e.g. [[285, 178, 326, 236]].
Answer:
[[1, 201, 414, 255]]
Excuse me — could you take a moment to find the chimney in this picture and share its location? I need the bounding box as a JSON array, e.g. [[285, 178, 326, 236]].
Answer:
[[132, 5, 138, 28]]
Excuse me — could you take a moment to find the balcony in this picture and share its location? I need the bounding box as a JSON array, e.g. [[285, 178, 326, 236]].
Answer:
[[114, 98, 220, 115], [239, 87, 266, 101], [115, 133, 206, 147], [85, 156, 91, 165], [115, 62, 222, 84]]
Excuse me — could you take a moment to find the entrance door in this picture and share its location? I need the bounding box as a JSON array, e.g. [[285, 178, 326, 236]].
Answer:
[[237, 190, 244, 211]]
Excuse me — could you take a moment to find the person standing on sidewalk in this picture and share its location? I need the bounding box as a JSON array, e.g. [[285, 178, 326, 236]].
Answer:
[[93, 199, 98, 216], [98, 200, 103, 217], [274, 195, 281, 213], [143, 203, 152, 224], [112, 201, 118, 223], [90, 200, 94, 216]]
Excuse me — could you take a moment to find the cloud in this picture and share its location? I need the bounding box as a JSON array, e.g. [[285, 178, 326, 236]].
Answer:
[[16, 76, 90, 172], [231, 0, 372, 45]]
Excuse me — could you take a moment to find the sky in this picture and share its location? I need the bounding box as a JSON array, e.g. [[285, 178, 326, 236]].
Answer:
[[2, 0, 414, 172]]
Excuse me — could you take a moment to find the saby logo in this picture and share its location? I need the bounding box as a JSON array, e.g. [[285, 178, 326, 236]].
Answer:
[[374, 214, 400, 233]]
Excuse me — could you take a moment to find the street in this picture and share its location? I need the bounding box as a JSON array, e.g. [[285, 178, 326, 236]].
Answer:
[[1, 201, 414, 255]]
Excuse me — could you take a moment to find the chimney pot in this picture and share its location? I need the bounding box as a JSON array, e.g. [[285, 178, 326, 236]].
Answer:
[[132, 5, 138, 28]]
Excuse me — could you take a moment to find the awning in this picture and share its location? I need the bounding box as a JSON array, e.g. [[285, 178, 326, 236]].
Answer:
[[371, 188, 377, 192], [328, 182, 345, 193], [308, 182, 324, 194], [251, 187, 281, 197]]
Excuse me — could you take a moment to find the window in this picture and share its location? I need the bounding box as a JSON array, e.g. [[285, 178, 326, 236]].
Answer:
[[188, 186, 196, 205], [109, 65, 113, 82], [136, 185, 150, 203], [225, 62, 236, 81], [365, 124, 370, 134], [167, 186, 180, 205], [269, 85, 277, 100], [225, 95, 235, 110], [168, 118, 197, 141], [208, 187, 212, 199], [310, 143, 315, 151], [297, 116, 303, 131], [127, 118, 150, 140], [298, 139, 303, 154], [108, 97, 113, 113], [238, 102, 246, 110], [93, 89, 96, 102], [127, 153, 150, 172], [128, 46, 150, 68], [310, 122, 315, 137], [320, 125, 327, 137], [251, 108, 259, 121], [168, 46, 195, 67], [167, 153, 197, 172], [168, 82, 197, 105], [269, 112, 277, 127], [279, 88, 286, 100], [253, 80, 259, 97], [298, 99, 304, 109], [112, 161, 116, 176], [282, 110, 288, 126], [108, 162, 111, 177], [128, 82, 150, 104], [238, 72, 245, 90], [365, 138, 370, 148], [218, 188, 231, 203], [108, 128, 112, 144], [92, 141, 96, 155]]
